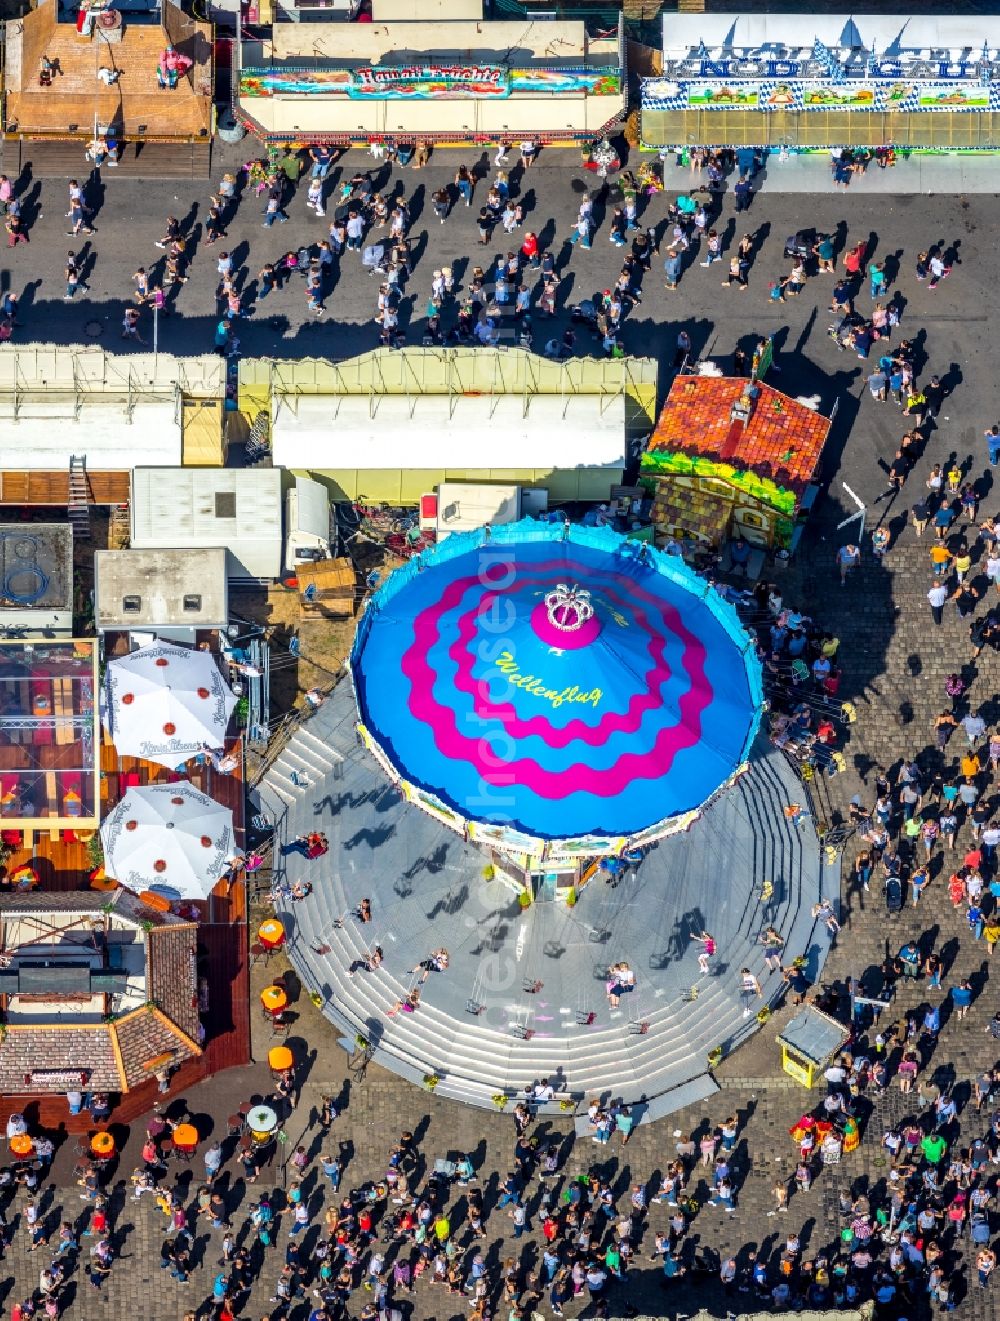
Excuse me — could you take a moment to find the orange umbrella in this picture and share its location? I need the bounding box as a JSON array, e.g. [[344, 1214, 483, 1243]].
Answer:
[[259, 919, 285, 950], [268, 1045, 293, 1072], [261, 985, 287, 1014], [172, 1123, 199, 1152], [90, 1132, 115, 1158], [10, 1135, 33, 1158]]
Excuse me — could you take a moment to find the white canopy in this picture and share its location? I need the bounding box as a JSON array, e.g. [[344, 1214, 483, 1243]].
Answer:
[[0, 401, 181, 468], [270, 393, 626, 472], [105, 642, 237, 768], [100, 781, 235, 901], [662, 13, 1000, 59]]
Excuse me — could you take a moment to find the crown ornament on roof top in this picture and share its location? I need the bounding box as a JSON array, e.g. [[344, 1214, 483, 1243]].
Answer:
[[544, 584, 595, 633]]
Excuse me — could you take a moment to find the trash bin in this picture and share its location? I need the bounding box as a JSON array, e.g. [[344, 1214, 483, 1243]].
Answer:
[[217, 108, 246, 145]]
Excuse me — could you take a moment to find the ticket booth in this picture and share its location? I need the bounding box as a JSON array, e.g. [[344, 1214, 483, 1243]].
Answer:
[[777, 1005, 850, 1088]]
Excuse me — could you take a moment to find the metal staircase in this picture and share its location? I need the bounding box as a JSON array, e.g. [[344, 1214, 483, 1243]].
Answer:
[[67, 455, 91, 542]]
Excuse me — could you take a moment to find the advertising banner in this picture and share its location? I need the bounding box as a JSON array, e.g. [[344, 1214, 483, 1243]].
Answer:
[[349, 65, 509, 99], [240, 64, 622, 101], [643, 77, 1000, 114]]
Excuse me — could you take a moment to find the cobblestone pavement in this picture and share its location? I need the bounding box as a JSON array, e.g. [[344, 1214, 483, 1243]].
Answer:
[[4, 158, 1000, 1316]]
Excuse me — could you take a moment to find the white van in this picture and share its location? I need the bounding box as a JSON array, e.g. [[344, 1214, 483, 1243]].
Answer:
[[284, 476, 332, 573]]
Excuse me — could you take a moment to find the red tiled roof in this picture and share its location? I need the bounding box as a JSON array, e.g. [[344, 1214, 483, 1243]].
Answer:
[[115, 1007, 200, 1089], [649, 376, 830, 496], [147, 925, 201, 1044], [0, 1026, 121, 1093]]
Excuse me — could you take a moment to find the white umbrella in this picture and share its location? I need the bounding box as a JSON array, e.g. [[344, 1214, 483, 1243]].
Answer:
[[106, 643, 237, 769], [100, 781, 235, 901]]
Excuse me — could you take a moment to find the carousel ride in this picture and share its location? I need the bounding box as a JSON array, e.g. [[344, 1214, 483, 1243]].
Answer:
[[259, 521, 831, 1116]]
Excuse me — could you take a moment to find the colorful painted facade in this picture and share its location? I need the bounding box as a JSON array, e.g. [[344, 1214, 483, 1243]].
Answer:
[[237, 64, 620, 102], [641, 376, 831, 551]]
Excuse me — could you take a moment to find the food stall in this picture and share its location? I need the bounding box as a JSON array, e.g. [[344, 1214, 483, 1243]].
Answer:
[[777, 1004, 851, 1088], [642, 14, 1000, 153]]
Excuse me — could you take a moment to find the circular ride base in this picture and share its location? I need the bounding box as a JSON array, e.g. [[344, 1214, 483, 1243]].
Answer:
[[260, 682, 831, 1120]]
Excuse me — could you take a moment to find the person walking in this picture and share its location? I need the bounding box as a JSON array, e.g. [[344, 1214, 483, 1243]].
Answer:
[[64, 251, 87, 300], [927, 580, 948, 626], [692, 930, 716, 975], [262, 189, 289, 227], [569, 214, 592, 249], [836, 543, 860, 585], [986, 424, 1000, 468]]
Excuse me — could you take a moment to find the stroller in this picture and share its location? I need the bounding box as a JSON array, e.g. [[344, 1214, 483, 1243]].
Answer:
[[570, 298, 600, 330], [362, 242, 387, 278], [884, 874, 903, 915]]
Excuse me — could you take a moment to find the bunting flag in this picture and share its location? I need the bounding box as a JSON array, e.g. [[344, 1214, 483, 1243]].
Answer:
[[811, 37, 845, 83]]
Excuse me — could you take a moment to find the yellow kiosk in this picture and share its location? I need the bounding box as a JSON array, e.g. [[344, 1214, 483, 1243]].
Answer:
[[777, 1005, 850, 1088]]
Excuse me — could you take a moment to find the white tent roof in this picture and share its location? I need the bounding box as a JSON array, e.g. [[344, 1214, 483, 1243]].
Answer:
[[270, 393, 626, 472], [0, 401, 181, 468], [662, 14, 1000, 59]]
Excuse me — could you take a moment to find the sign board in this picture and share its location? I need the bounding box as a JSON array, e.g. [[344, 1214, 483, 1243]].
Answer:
[[659, 54, 999, 82], [239, 64, 620, 101], [644, 77, 1000, 113], [349, 65, 509, 99]]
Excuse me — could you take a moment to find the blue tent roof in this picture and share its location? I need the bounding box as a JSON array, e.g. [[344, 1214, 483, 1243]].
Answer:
[[351, 521, 763, 842]]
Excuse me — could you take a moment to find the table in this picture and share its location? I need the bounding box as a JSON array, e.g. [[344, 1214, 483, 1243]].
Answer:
[[90, 1132, 115, 1160], [172, 1123, 199, 1155], [268, 1045, 293, 1072], [9, 1135, 33, 1159], [247, 1105, 278, 1143], [260, 985, 288, 1015], [258, 919, 285, 951]]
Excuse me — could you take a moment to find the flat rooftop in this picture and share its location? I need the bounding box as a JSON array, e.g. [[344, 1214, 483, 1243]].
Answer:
[[0, 524, 73, 616], [94, 548, 228, 630]]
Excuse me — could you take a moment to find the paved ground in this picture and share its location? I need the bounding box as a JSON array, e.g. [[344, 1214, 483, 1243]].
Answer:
[[0, 140, 993, 380], [4, 151, 1000, 1316]]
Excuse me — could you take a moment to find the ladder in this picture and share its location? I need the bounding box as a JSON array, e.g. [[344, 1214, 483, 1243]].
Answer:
[[67, 454, 91, 542], [109, 503, 130, 549]]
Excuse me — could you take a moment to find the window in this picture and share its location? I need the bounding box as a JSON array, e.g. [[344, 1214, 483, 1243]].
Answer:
[[122, 594, 141, 613], [182, 594, 202, 613], [214, 491, 237, 519]]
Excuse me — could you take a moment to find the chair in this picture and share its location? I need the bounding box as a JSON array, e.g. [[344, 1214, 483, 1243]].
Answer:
[[249, 942, 270, 967], [227, 1114, 244, 1138], [238, 1101, 253, 1118]]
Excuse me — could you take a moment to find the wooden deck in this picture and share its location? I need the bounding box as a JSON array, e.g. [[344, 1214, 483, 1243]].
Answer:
[[0, 470, 130, 506], [5, 3, 212, 143], [0, 728, 251, 1132]]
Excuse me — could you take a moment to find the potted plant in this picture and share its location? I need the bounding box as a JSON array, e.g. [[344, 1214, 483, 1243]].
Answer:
[[491, 1093, 507, 1111], [518, 891, 531, 909], [423, 1073, 440, 1092], [86, 833, 104, 870], [566, 888, 577, 908]]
